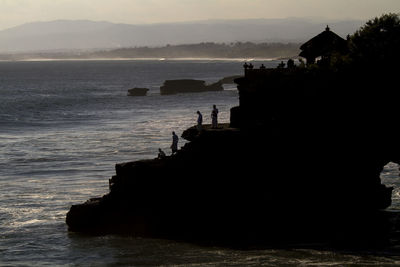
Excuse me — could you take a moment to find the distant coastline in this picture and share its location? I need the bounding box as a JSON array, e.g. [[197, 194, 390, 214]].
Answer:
[[0, 42, 300, 62], [0, 57, 287, 62]]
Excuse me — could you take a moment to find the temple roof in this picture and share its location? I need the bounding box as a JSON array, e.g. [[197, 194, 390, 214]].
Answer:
[[299, 26, 348, 60]]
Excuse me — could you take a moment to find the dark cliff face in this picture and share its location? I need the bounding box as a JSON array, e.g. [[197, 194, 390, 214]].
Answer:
[[231, 66, 400, 207], [67, 67, 397, 242], [233, 66, 400, 164], [66, 15, 400, 246]]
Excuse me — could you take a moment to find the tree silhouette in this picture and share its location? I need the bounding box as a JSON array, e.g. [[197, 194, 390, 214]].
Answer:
[[348, 13, 400, 70]]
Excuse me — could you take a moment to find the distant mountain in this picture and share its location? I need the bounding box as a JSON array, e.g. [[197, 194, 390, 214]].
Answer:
[[0, 18, 364, 53]]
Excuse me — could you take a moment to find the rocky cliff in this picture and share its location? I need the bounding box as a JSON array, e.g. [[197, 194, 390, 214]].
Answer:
[[66, 63, 400, 245]]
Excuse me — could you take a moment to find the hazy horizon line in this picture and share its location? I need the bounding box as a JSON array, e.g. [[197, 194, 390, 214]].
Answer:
[[0, 16, 368, 31]]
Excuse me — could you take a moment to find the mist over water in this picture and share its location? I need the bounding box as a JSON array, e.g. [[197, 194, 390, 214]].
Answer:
[[1, 60, 399, 266]]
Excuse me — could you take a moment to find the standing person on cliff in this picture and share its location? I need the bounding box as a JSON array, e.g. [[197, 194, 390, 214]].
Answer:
[[170, 131, 179, 155], [196, 111, 203, 131], [211, 105, 219, 129]]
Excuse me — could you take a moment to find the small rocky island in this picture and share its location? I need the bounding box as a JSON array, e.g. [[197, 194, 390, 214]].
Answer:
[[160, 79, 223, 95], [67, 14, 400, 246], [127, 87, 149, 96]]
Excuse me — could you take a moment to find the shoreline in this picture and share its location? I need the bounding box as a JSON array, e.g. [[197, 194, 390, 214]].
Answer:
[[0, 57, 285, 63]]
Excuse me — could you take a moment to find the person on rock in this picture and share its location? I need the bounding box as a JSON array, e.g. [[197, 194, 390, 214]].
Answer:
[[211, 105, 219, 129], [157, 148, 166, 159], [197, 111, 203, 131], [170, 131, 179, 155]]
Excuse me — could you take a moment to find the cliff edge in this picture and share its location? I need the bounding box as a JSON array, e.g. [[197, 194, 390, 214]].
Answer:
[[66, 15, 400, 246], [66, 66, 398, 244]]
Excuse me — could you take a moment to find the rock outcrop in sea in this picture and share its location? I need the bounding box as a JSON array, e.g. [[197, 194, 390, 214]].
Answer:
[[66, 15, 400, 246], [160, 79, 223, 95], [127, 87, 149, 96]]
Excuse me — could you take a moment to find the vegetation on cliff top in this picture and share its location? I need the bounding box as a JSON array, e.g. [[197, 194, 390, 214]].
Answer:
[[311, 13, 399, 72], [272, 13, 400, 73], [349, 13, 400, 68]]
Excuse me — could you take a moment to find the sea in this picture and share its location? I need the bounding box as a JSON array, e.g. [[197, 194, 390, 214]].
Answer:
[[1, 59, 400, 266]]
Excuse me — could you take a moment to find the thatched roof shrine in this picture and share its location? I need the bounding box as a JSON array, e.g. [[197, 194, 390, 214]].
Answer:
[[299, 26, 348, 64]]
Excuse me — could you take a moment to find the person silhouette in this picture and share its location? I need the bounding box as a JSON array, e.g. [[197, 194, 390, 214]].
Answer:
[[157, 148, 166, 159], [170, 131, 179, 155], [196, 111, 203, 131], [211, 105, 219, 129]]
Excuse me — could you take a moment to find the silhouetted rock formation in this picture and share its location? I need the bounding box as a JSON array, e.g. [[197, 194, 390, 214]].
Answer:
[[127, 87, 149, 96], [66, 14, 400, 247], [160, 79, 223, 95], [66, 65, 397, 244]]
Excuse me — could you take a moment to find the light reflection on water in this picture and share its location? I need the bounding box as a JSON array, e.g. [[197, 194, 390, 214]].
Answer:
[[381, 162, 400, 209], [1, 86, 248, 265], [2, 93, 399, 265]]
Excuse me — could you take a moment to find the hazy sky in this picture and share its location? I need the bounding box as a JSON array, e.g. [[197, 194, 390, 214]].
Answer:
[[0, 0, 399, 30]]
